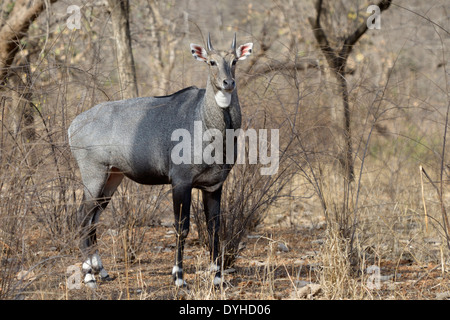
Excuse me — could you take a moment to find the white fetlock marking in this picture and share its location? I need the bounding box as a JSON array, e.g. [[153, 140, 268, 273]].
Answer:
[[84, 273, 96, 284], [91, 253, 102, 269], [82, 253, 104, 273], [213, 276, 222, 286], [82, 261, 91, 273], [173, 265, 185, 287], [172, 265, 182, 275], [209, 263, 220, 273]]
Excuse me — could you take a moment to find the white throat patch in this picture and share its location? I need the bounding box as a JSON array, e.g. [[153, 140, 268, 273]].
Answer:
[[215, 91, 231, 108]]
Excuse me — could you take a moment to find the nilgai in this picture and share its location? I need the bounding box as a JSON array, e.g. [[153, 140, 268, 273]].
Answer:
[[68, 33, 253, 287]]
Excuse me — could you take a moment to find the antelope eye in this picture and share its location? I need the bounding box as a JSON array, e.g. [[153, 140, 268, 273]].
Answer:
[[209, 60, 217, 66], [231, 60, 237, 66]]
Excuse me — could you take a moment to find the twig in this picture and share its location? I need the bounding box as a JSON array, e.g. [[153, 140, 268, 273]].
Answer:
[[419, 165, 429, 234], [414, 264, 440, 286]]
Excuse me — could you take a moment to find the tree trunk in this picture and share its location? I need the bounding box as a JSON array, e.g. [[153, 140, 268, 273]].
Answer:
[[107, 0, 139, 99], [0, 0, 58, 146], [308, 0, 392, 182], [11, 61, 34, 143], [0, 0, 57, 85]]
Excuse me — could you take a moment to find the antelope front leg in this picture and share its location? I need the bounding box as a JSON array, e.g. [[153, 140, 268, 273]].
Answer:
[[171, 183, 192, 287], [202, 188, 222, 286]]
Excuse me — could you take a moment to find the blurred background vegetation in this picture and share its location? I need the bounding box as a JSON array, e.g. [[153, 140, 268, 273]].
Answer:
[[0, 0, 449, 299]]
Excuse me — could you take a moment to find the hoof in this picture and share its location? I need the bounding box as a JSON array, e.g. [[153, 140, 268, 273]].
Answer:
[[213, 276, 222, 286], [100, 274, 115, 282], [84, 273, 97, 289], [85, 280, 97, 289]]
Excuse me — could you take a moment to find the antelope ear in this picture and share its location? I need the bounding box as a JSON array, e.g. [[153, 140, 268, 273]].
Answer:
[[236, 43, 253, 60], [190, 44, 208, 62]]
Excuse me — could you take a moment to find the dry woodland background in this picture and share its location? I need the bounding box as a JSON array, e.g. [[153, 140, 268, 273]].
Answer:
[[0, 0, 449, 300]]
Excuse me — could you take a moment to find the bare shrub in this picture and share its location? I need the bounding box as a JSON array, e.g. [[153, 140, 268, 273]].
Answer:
[[192, 124, 295, 269], [318, 222, 364, 299], [107, 182, 172, 262]]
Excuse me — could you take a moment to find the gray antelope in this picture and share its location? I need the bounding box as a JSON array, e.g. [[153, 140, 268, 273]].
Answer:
[[68, 33, 253, 287]]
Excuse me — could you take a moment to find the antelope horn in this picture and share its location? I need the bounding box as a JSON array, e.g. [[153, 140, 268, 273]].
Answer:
[[231, 33, 236, 52], [207, 32, 214, 52]]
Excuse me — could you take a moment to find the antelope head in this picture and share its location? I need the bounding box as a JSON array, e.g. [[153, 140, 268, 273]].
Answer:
[[190, 33, 253, 108]]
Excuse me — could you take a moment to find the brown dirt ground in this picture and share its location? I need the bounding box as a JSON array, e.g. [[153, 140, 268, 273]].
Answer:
[[52, 223, 449, 300], [7, 211, 449, 300]]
